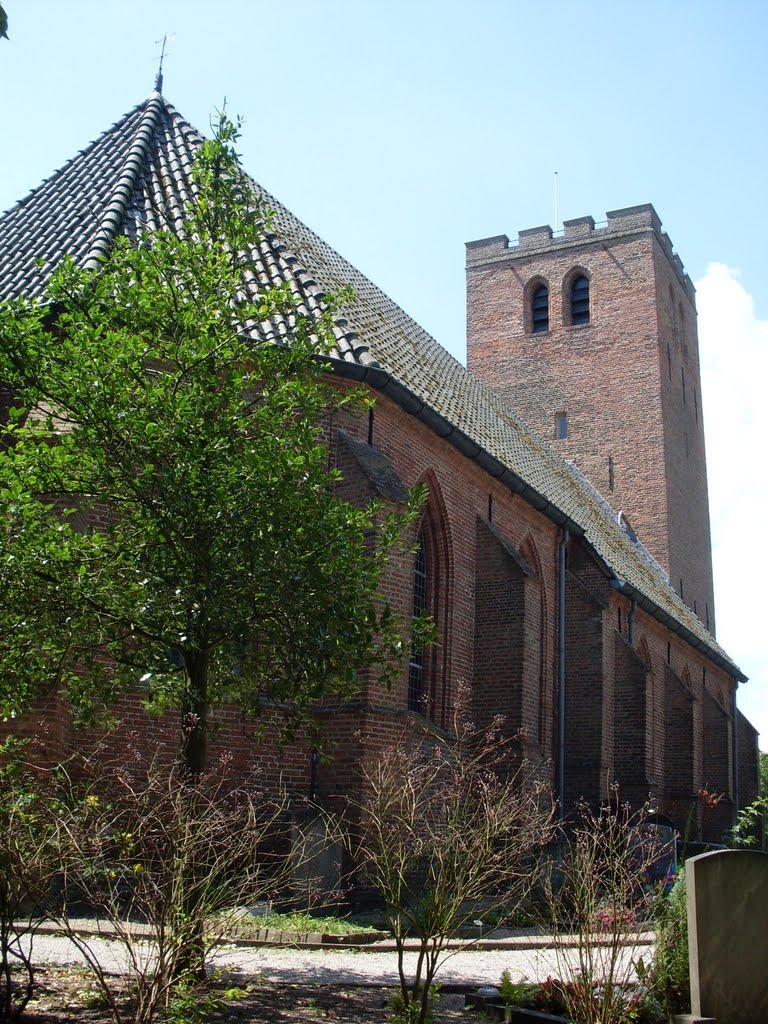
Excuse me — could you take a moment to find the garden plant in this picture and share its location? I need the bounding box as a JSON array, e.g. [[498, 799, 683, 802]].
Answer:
[[49, 739, 324, 1024], [351, 693, 553, 1024], [539, 788, 672, 1024]]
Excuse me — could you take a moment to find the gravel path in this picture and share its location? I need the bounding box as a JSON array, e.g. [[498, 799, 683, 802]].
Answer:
[[210, 943, 569, 986], [28, 932, 647, 989]]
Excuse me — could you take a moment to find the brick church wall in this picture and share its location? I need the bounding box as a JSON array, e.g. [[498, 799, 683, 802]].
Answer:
[[737, 710, 760, 810], [0, 344, 752, 842], [664, 664, 696, 834], [700, 689, 733, 840], [612, 632, 650, 809], [563, 558, 607, 810]]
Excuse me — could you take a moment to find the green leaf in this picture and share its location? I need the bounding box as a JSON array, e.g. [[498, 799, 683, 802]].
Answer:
[[0, 111, 421, 772]]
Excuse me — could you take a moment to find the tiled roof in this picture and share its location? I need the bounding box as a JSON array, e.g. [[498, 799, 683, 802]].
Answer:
[[0, 92, 743, 680]]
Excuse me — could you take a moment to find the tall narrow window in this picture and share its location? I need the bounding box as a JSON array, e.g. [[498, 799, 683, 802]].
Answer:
[[408, 529, 428, 712], [555, 412, 568, 439], [571, 275, 590, 325], [532, 284, 549, 333]]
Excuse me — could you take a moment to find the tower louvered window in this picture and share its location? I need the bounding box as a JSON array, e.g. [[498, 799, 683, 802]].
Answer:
[[532, 285, 549, 333], [571, 275, 590, 325]]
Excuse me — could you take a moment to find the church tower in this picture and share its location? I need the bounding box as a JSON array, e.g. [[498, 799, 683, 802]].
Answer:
[[466, 204, 715, 632]]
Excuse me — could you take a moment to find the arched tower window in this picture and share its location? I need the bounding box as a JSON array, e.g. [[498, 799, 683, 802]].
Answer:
[[570, 274, 590, 325], [532, 284, 549, 333]]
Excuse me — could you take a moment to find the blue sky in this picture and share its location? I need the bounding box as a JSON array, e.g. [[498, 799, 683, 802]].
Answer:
[[1, 1, 767, 740]]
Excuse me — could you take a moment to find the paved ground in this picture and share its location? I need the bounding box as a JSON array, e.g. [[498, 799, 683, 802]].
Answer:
[[28, 929, 652, 989]]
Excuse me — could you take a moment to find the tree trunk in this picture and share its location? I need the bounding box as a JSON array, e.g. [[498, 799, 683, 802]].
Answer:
[[177, 646, 209, 982], [181, 648, 209, 775]]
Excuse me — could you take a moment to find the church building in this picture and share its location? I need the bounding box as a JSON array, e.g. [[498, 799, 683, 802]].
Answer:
[[0, 90, 758, 842]]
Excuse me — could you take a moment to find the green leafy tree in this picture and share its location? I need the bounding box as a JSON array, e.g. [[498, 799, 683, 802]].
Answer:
[[728, 752, 768, 850], [0, 115, 420, 772]]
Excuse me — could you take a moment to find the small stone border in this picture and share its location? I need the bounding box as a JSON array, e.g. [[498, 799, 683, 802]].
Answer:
[[26, 918, 655, 952], [221, 926, 391, 946]]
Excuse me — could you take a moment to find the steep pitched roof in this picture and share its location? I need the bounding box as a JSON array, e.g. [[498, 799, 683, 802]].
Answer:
[[0, 92, 744, 680]]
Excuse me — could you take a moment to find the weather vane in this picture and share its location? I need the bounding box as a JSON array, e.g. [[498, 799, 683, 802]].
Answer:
[[153, 33, 175, 93]]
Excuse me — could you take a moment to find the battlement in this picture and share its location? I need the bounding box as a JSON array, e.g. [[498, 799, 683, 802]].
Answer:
[[466, 203, 695, 303]]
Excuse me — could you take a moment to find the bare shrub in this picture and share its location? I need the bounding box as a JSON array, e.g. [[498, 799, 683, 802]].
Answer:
[[0, 738, 61, 1020], [51, 743, 322, 1024], [540, 787, 672, 1024], [350, 696, 553, 1024]]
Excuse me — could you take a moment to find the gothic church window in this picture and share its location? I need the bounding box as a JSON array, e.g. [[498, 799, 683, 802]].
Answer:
[[406, 483, 451, 723], [408, 528, 428, 712], [570, 274, 590, 325]]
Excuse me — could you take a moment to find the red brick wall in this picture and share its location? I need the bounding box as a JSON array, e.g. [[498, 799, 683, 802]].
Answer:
[[563, 548, 607, 810], [473, 518, 528, 732], [737, 710, 760, 810], [613, 632, 650, 810], [700, 689, 733, 840], [1, 374, 753, 841], [664, 664, 696, 834]]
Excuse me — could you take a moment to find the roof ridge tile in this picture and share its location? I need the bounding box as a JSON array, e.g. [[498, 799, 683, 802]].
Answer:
[[82, 94, 167, 270]]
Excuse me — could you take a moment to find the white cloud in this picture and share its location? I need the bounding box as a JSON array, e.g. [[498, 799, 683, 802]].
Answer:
[[697, 263, 768, 745]]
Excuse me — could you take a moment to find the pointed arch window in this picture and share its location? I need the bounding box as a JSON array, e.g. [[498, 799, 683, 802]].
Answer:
[[407, 494, 450, 721], [570, 275, 590, 325], [532, 284, 549, 333], [408, 529, 428, 712]]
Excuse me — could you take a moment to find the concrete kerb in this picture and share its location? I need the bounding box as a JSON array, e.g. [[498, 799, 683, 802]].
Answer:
[[26, 918, 655, 953]]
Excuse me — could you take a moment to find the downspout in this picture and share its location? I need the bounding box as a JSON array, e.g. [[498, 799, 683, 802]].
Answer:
[[732, 682, 740, 817], [558, 528, 569, 819], [309, 748, 320, 802], [628, 598, 637, 647]]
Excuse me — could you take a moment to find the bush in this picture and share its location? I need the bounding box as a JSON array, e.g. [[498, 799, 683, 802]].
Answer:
[[637, 867, 690, 1018], [51, 744, 323, 1024], [350, 693, 553, 1024], [539, 787, 671, 1024], [0, 738, 62, 1021]]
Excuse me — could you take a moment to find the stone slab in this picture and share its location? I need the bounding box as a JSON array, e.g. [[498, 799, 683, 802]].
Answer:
[[687, 849, 768, 1023]]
